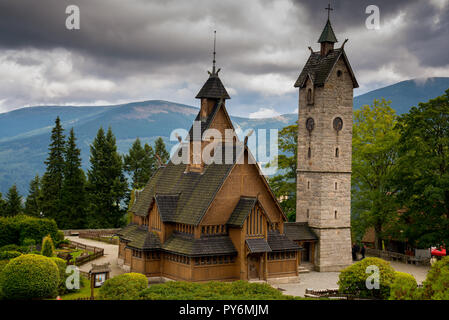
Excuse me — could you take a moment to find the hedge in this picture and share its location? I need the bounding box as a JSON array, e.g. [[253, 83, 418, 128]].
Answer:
[[338, 257, 396, 299], [422, 256, 449, 300], [389, 272, 418, 300], [0, 251, 21, 261], [0, 254, 60, 300], [50, 257, 70, 295], [0, 215, 61, 248], [99, 273, 148, 300], [139, 281, 297, 300]]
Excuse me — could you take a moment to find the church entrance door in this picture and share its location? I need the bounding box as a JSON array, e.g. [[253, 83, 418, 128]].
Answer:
[[248, 254, 260, 280]]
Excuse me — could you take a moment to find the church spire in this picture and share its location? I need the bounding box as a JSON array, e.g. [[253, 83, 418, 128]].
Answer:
[[318, 3, 338, 56]]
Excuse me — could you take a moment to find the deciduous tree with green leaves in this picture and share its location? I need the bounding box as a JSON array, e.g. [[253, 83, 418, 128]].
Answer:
[[266, 123, 298, 221], [25, 175, 42, 217], [393, 89, 449, 248], [351, 99, 400, 249]]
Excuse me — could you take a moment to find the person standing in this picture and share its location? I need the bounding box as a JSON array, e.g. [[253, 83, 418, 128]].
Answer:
[[352, 243, 358, 261], [361, 244, 366, 260]]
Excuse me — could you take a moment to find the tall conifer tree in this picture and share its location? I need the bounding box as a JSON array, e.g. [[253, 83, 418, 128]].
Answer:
[[25, 175, 42, 217], [154, 137, 170, 164], [4, 185, 23, 217], [61, 128, 87, 229], [87, 127, 128, 228], [124, 138, 156, 189], [41, 117, 65, 222], [0, 192, 6, 216]]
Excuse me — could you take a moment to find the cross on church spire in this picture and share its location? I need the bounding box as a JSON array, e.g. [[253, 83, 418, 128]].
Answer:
[[325, 3, 333, 20], [212, 30, 217, 75]]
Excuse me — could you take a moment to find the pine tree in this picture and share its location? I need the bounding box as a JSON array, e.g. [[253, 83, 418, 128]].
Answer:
[[124, 138, 156, 189], [0, 192, 6, 216], [41, 235, 55, 257], [61, 128, 87, 229], [154, 137, 170, 164], [25, 175, 42, 217], [41, 117, 65, 222], [87, 127, 128, 228], [4, 185, 23, 217]]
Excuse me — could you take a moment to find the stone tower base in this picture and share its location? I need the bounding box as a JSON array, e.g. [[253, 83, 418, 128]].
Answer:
[[312, 227, 352, 272]]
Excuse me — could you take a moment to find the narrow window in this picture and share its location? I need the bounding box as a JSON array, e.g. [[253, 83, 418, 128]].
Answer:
[[335, 148, 339, 158], [307, 88, 312, 104], [307, 181, 310, 189], [334, 210, 338, 219], [308, 147, 311, 159], [335, 182, 338, 190], [306, 209, 310, 218]]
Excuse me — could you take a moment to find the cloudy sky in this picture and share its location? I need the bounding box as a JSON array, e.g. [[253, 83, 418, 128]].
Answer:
[[0, 0, 448, 117]]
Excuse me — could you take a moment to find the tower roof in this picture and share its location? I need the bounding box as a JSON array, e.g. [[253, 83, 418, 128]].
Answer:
[[318, 19, 338, 43], [195, 74, 230, 100]]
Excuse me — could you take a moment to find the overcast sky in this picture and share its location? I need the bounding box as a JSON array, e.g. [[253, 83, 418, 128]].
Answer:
[[0, 0, 448, 117]]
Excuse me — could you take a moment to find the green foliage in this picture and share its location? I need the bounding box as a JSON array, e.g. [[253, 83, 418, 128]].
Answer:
[[86, 127, 128, 228], [393, 89, 449, 247], [351, 99, 400, 247], [61, 128, 87, 229], [422, 256, 449, 300], [41, 116, 66, 222], [41, 235, 55, 257], [389, 272, 418, 300], [338, 257, 396, 299], [0, 254, 59, 300], [139, 280, 297, 300], [50, 257, 69, 295], [99, 272, 148, 300], [0, 192, 5, 216], [154, 137, 170, 164], [266, 123, 298, 221], [3, 185, 23, 217], [0, 215, 59, 248], [124, 138, 156, 189], [0, 251, 21, 261], [24, 175, 42, 217]]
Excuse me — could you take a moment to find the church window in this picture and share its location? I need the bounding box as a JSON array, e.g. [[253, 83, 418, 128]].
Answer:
[[306, 117, 315, 132], [308, 147, 311, 159], [337, 70, 343, 77], [307, 88, 313, 104], [334, 210, 338, 219], [246, 205, 264, 237], [307, 181, 310, 189], [307, 209, 310, 218], [335, 148, 339, 158], [335, 182, 338, 190], [333, 117, 343, 131]]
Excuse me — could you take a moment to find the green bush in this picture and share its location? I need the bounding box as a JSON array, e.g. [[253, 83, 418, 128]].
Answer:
[[338, 257, 396, 299], [0, 251, 21, 261], [0, 215, 60, 247], [41, 235, 55, 257], [0, 254, 59, 300], [389, 272, 418, 300], [99, 273, 148, 300], [422, 256, 449, 300], [139, 280, 296, 300], [0, 244, 25, 253], [50, 257, 69, 295]]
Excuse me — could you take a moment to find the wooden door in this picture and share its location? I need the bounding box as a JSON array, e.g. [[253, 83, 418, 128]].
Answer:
[[248, 255, 260, 280]]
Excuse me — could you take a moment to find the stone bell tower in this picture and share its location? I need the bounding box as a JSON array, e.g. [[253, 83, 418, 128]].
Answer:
[[294, 6, 359, 272]]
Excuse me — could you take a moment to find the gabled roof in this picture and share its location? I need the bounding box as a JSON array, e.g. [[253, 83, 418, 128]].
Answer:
[[284, 222, 318, 241], [318, 19, 338, 43], [294, 48, 359, 89], [162, 232, 237, 256], [267, 230, 302, 252], [120, 225, 161, 250], [155, 194, 179, 222], [196, 74, 230, 100], [226, 197, 257, 227], [246, 238, 272, 253]]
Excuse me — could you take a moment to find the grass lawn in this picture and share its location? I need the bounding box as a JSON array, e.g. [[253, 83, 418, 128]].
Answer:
[[59, 276, 100, 300]]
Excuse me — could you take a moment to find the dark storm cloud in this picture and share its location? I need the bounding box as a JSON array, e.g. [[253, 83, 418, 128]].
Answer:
[[0, 0, 447, 115]]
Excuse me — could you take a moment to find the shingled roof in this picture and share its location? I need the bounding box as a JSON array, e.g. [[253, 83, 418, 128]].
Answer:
[[227, 197, 258, 227], [196, 74, 230, 100], [267, 230, 302, 252], [119, 225, 161, 250], [130, 143, 243, 225], [155, 194, 179, 222], [246, 238, 272, 253], [318, 19, 338, 43], [162, 232, 237, 257], [284, 222, 318, 241], [294, 48, 358, 88]]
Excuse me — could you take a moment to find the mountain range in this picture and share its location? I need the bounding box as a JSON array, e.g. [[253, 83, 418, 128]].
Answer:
[[0, 77, 448, 196]]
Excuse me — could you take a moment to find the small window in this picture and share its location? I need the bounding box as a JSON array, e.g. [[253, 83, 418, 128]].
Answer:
[[307, 88, 312, 104], [308, 147, 312, 159], [335, 148, 339, 158], [335, 211, 338, 219], [306, 209, 310, 218], [307, 181, 310, 189], [337, 70, 343, 77], [335, 182, 338, 190]]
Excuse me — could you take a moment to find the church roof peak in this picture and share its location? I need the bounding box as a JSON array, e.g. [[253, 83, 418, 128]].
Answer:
[[318, 18, 338, 43]]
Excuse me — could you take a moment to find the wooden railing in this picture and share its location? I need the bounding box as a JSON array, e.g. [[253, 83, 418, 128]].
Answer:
[[65, 240, 104, 266], [366, 248, 430, 265]]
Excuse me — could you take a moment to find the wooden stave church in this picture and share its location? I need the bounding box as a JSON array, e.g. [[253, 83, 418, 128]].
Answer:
[[116, 59, 310, 282]]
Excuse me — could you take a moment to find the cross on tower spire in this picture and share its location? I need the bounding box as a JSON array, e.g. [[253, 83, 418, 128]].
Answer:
[[325, 3, 333, 20], [212, 30, 217, 75]]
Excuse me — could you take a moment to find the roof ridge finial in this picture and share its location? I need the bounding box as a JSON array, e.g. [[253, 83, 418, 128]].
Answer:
[[212, 30, 217, 75], [325, 2, 333, 21]]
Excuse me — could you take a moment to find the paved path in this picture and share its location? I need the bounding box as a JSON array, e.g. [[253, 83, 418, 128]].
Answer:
[[66, 236, 125, 277], [276, 260, 431, 297]]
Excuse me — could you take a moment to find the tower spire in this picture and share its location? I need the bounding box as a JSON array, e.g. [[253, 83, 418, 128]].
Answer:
[[212, 30, 217, 75], [325, 3, 333, 20]]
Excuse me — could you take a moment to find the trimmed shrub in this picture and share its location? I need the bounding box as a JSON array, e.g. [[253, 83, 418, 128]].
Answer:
[[338, 257, 396, 299], [0, 254, 59, 300], [0, 251, 21, 261], [422, 256, 449, 300], [139, 280, 295, 300], [41, 235, 55, 257], [99, 273, 148, 300], [389, 272, 418, 300], [0, 244, 24, 253], [50, 257, 69, 295]]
